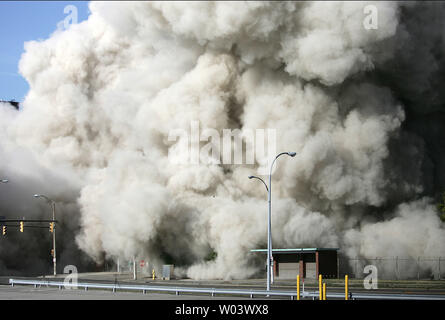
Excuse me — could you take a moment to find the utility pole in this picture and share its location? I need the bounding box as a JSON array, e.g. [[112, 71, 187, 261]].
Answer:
[[51, 201, 56, 277], [249, 151, 296, 291], [34, 194, 57, 276]]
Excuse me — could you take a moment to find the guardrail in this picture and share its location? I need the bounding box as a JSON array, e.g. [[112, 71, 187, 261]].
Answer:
[[8, 278, 445, 300], [9, 278, 301, 299]]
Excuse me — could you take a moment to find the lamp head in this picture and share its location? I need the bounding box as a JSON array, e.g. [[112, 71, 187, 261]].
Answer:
[[248, 176, 254, 179], [1, 179, 8, 183], [287, 152, 296, 157]]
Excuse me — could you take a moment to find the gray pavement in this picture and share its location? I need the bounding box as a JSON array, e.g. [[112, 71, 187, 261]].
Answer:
[[0, 284, 260, 300], [2, 272, 445, 300]]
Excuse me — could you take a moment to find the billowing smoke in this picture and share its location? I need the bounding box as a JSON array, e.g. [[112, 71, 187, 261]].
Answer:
[[1, 1, 445, 279]]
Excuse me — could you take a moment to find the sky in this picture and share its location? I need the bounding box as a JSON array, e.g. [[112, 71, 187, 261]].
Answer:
[[0, 1, 90, 102]]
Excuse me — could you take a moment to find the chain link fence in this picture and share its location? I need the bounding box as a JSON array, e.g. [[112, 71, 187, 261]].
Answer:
[[338, 257, 445, 280]]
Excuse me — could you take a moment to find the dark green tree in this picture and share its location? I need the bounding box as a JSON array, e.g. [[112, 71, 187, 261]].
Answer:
[[204, 250, 217, 262]]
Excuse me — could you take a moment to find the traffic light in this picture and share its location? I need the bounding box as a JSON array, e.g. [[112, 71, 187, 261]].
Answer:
[[19, 221, 24, 233], [2, 226, 5, 236], [49, 222, 54, 233], [50, 249, 54, 257]]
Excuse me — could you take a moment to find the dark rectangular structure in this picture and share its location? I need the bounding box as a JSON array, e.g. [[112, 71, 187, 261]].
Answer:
[[251, 248, 339, 280]]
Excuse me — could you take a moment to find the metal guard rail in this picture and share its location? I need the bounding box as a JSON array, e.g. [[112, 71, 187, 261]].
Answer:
[[8, 278, 445, 300]]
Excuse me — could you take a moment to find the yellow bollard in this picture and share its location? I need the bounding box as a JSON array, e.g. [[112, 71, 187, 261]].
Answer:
[[345, 275, 349, 300], [323, 283, 326, 300], [152, 268, 156, 280], [297, 275, 300, 300], [318, 274, 322, 300]]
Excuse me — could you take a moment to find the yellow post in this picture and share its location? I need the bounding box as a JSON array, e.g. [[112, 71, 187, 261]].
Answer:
[[345, 275, 349, 300], [297, 275, 300, 300], [318, 274, 322, 300], [152, 268, 155, 280], [323, 283, 326, 300]]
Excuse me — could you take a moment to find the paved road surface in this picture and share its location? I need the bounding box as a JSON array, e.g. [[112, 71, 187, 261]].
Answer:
[[0, 284, 261, 300], [2, 272, 445, 300]]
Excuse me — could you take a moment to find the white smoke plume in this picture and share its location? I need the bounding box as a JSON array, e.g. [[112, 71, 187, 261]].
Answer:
[[1, 1, 445, 279]]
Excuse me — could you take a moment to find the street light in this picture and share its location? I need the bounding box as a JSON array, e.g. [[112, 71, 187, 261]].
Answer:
[[248, 176, 268, 192], [249, 151, 296, 292], [1, 179, 8, 183], [34, 194, 57, 276]]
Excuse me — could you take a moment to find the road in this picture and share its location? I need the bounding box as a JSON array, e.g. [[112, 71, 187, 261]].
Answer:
[[1, 272, 445, 300], [2, 283, 445, 300], [0, 284, 261, 300]]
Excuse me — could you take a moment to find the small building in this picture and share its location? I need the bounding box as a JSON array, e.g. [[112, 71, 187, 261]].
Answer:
[[251, 248, 339, 280]]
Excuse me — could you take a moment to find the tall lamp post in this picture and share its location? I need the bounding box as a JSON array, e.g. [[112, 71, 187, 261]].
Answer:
[[34, 194, 57, 276], [249, 151, 296, 291]]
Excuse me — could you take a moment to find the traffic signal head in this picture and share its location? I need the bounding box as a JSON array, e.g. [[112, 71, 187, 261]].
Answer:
[[2, 226, 5, 236], [19, 221, 24, 233], [50, 249, 54, 257], [49, 222, 54, 233]]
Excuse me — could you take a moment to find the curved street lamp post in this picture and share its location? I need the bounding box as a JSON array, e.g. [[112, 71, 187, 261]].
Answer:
[[249, 151, 296, 292]]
